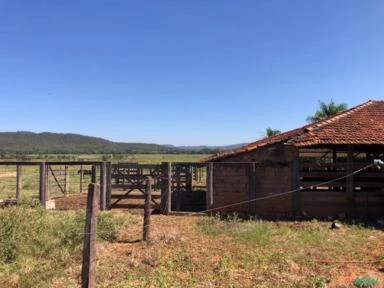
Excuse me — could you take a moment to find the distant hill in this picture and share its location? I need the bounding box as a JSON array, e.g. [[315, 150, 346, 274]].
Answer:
[[0, 132, 182, 154], [0, 132, 247, 154]]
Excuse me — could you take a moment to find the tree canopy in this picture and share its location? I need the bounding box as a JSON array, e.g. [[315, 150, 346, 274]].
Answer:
[[266, 128, 281, 137], [306, 100, 348, 123]]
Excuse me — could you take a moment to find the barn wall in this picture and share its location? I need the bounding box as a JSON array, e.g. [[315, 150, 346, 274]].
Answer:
[[211, 143, 299, 216]]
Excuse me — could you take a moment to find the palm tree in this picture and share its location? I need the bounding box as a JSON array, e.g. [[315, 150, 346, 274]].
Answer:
[[306, 100, 347, 123], [266, 128, 281, 137]]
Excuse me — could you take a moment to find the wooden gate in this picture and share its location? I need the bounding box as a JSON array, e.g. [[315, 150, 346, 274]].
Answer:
[[109, 162, 207, 213]]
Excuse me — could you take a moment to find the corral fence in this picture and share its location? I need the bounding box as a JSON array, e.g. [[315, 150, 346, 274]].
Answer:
[[0, 161, 108, 210], [0, 161, 207, 213]]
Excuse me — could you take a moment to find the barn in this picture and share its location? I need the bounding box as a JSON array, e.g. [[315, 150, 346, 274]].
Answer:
[[204, 100, 384, 219]]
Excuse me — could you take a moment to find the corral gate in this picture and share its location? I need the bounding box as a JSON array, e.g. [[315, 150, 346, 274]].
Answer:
[[109, 162, 207, 212]]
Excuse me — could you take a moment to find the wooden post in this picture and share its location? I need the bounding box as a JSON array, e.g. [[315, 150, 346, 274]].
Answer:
[[39, 162, 47, 208], [249, 162, 256, 215], [292, 149, 301, 216], [106, 162, 112, 210], [143, 177, 152, 242], [81, 183, 99, 288], [100, 162, 107, 211], [80, 165, 84, 193], [91, 165, 96, 183], [175, 165, 181, 211], [64, 165, 69, 196], [206, 162, 214, 214], [346, 145, 355, 219], [161, 162, 172, 215], [16, 165, 22, 200]]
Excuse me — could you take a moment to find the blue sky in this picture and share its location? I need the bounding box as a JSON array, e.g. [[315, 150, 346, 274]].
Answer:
[[1, 1, 383, 146]]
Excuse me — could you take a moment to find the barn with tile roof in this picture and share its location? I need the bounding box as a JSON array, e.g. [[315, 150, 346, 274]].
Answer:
[[204, 100, 384, 219]]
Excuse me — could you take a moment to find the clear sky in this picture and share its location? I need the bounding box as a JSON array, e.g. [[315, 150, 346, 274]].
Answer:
[[1, 1, 383, 146]]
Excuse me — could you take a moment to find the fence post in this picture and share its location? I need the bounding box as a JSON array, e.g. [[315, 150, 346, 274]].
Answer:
[[80, 165, 84, 193], [81, 183, 100, 288], [39, 162, 47, 208], [64, 165, 69, 197], [292, 151, 301, 217], [91, 165, 97, 183], [206, 162, 214, 214], [106, 162, 112, 210], [16, 164, 22, 200], [100, 162, 107, 211], [161, 162, 172, 215], [143, 177, 152, 242]]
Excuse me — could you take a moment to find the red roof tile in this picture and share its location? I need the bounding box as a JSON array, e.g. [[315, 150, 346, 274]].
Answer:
[[204, 100, 384, 162]]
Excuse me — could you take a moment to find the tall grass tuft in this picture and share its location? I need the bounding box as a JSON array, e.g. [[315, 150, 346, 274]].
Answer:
[[0, 206, 129, 288]]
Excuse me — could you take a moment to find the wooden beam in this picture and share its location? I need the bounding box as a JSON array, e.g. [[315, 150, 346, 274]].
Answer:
[[100, 162, 107, 211], [81, 183, 99, 288], [206, 162, 214, 213], [106, 162, 112, 210], [64, 165, 69, 196], [16, 165, 22, 200], [161, 162, 172, 214], [292, 150, 301, 216], [143, 177, 152, 242], [39, 162, 47, 208]]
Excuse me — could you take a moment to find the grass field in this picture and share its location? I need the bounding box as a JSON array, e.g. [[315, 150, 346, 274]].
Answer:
[[0, 208, 383, 288]]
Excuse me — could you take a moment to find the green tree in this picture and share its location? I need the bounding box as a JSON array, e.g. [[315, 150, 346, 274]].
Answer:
[[306, 100, 347, 122], [266, 128, 281, 137]]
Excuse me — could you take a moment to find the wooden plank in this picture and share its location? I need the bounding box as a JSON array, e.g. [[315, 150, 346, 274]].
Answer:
[[64, 165, 69, 196], [16, 165, 22, 200], [106, 162, 112, 210], [81, 183, 99, 288], [39, 162, 47, 208], [160, 162, 172, 214], [100, 162, 107, 211], [143, 177, 152, 242], [111, 194, 162, 200], [206, 162, 214, 213], [292, 151, 301, 216]]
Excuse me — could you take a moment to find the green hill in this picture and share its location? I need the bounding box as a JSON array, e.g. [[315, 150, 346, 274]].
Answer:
[[0, 132, 183, 154]]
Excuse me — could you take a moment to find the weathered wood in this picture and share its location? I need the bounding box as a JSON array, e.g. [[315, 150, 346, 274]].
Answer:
[[175, 165, 181, 211], [106, 162, 112, 209], [206, 162, 214, 213], [64, 165, 69, 196], [91, 165, 97, 183], [81, 184, 99, 288], [80, 165, 84, 193], [249, 162, 256, 215], [143, 177, 152, 242], [16, 165, 22, 200], [39, 162, 47, 208], [100, 162, 107, 211], [161, 162, 172, 214], [346, 145, 355, 218], [292, 151, 301, 216]]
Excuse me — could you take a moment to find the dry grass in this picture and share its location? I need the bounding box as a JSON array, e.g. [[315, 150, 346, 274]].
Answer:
[[47, 214, 384, 288]]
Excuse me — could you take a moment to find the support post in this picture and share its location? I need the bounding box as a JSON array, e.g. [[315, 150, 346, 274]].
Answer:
[[175, 165, 181, 211], [39, 162, 47, 208], [206, 162, 214, 214], [249, 162, 256, 215], [16, 165, 22, 200], [106, 162, 112, 210], [161, 162, 172, 214], [64, 165, 69, 196], [81, 183, 99, 288], [292, 149, 301, 216], [91, 165, 96, 183], [143, 177, 152, 242], [80, 165, 84, 193], [100, 162, 107, 211], [346, 145, 355, 219]]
